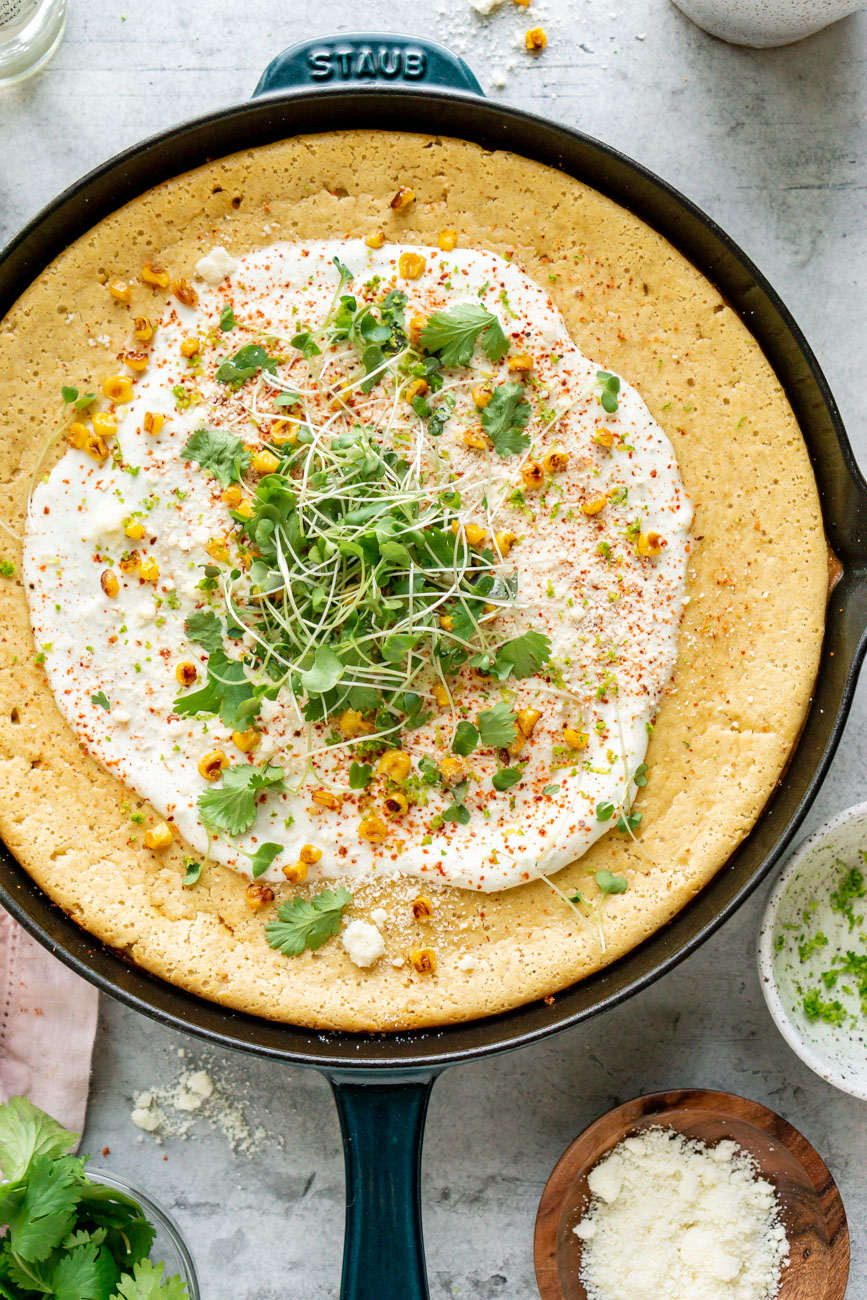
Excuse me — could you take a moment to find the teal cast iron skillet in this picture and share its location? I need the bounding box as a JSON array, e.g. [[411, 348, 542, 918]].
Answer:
[[1, 34, 866, 1300]]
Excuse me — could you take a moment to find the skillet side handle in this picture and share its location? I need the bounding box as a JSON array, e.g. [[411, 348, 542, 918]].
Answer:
[[330, 1072, 437, 1300], [253, 34, 485, 98]]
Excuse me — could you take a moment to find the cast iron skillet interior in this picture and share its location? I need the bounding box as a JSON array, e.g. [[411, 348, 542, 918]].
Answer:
[[1, 36, 866, 1300]]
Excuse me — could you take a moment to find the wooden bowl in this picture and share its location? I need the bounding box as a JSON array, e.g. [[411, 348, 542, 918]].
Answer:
[[534, 1089, 849, 1300]]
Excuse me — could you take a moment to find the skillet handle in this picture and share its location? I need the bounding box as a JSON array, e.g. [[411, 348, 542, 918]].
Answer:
[[253, 34, 485, 98], [329, 1072, 437, 1300]]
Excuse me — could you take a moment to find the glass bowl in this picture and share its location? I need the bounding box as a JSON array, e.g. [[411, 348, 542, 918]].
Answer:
[[87, 1168, 200, 1297]]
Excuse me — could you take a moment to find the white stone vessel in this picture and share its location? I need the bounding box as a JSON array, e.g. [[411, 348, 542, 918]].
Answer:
[[671, 0, 862, 47]]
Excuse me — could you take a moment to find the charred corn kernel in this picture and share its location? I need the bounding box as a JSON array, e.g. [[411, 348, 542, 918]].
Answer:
[[251, 449, 280, 475], [66, 422, 89, 450], [180, 336, 200, 358], [472, 383, 492, 408], [521, 461, 544, 490], [594, 427, 616, 448], [463, 430, 488, 451], [464, 523, 487, 548], [411, 896, 433, 921], [378, 750, 412, 783], [84, 433, 109, 462], [235, 500, 254, 519], [124, 350, 149, 374], [437, 228, 458, 252], [172, 278, 199, 307], [133, 316, 154, 342], [103, 374, 134, 403], [581, 495, 607, 516], [508, 733, 526, 758], [494, 529, 517, 557], [246, 882, 275, 910], [222, 484, 242, 507], [359, 814, 389, 843], [144, 821, 173, 850], [513, 0, 531, 6], [109, 279, 131, 304], [175, 661, 198, 687], [365, 229, 386, 248], [143, 411, 166, 436], [100, 569, 119, 598], [525, 25, 547, 50], [543, 447, 569, 473], [408, 312, 426, 344], [390, 186, 415, 211], [637, 530, 664, 558], [384, 791, 409, 817], [198, 750, 228, 781], [118, 551, 139, 574], [508, 352, 534, 373], [232, 728, 260, 753], [563, 726, 589, 749], [439, 614, 454, 631], [313, 788, 341, 811], [405, 377, 429, 404], [141, 262, 170, 289], [299, 844, 323, 866], [399, 252, 427, 281], [339, 708, 375, 739], [411, 947, 436, 974], [439, 754, 467, 785], [270, 421, 298, 447], [92, 411, 117, 439], [282, 861, 308, 884], [124, 520, 145, 540], [206, 537, 230, 563], [432, 682, 451, 709], [517, 708, 542, 738], [138, 556, 159, 582]]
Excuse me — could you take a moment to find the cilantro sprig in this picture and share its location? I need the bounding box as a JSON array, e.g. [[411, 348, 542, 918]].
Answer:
[[181, 428, 250, 488], [420, 304, 509, 367], [0, 1097, 188, 1299], [265, 887, 352, 957], [481, 383, 532, 458], [197, 763, 286, 837]]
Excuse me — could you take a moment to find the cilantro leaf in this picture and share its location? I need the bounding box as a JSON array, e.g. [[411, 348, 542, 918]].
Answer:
[[182, 859, 203, 888], [265, 887, 352, 957], [52, 1240, 119, 1300], [111, 1259, 189, 1299], [183, 610, 224, 654], [0, 1095, 77, 1181], [197, 763, 286, 838], [91, 691, 110, 711], [452, 721, 479, 757], [481, 382, 531, 458], [477, 702, 517, 748], [420, 304, 509, 367], [215, 343, 278, 384], [492, 765, 524, 792], [596, 869, 628, 895], [2, 1153, 82, 1262], [490, 630, 550, 681], [349, 761, 374, 790], [181, 428, 250, 488], [249, 842, 282, 879], [173, 650, 258, 730]]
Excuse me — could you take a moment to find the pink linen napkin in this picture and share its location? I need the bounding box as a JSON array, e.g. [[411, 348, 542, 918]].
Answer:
[[0, 907, 98, 1137]]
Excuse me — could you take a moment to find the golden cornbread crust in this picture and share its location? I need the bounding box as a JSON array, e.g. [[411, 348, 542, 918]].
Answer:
[[0, 132, 827, 1031]]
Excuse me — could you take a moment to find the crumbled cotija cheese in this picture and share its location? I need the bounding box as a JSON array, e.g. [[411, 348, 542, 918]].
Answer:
[[574, 1128, 789, 1300]]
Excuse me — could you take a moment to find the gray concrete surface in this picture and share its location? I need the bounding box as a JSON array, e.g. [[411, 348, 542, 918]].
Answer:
[[2, 0, 867, 1295]]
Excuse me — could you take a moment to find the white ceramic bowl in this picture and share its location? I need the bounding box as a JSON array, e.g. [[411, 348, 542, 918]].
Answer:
[[759, 802, 867, 1100]]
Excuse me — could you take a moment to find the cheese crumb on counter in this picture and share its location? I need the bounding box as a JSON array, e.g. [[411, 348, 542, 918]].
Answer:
[[342, 919, 386, 968], [574, 1127, 789, 1300]]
